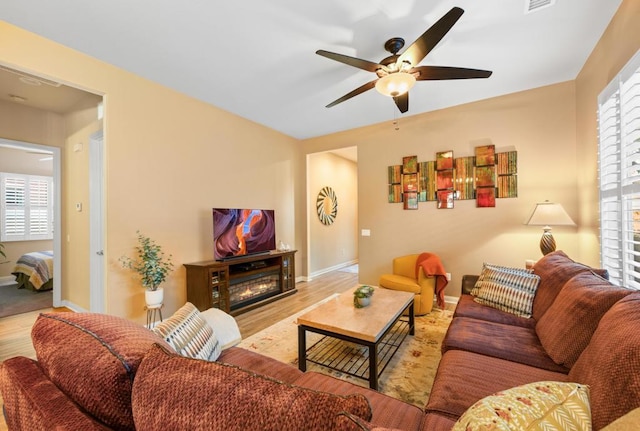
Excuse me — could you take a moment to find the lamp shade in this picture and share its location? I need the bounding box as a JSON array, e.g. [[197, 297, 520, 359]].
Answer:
[[375, 72, 416, 97], [526, 201, 575, 256], [525, 201, 576, 227]]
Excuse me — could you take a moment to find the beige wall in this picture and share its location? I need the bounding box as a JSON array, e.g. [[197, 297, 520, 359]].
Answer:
[[104, 87, 297, 320], [62, 104, 102, 308], [574, 0, 640, 265], [0, 21, 299, 323], [307, 151, 358, 276], [0, 144, 54, 277], [302, 82, 579, 298]]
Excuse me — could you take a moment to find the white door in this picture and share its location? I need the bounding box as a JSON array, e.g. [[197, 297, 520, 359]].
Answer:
[[89, 131, 105, 312]]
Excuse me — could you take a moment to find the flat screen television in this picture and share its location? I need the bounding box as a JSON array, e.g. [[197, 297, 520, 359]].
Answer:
[[213, 208, 276, 261]]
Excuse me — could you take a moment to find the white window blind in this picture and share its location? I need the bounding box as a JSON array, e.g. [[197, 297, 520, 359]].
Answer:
[[598, 49, 640, 289], [0, 173, 54, 241]]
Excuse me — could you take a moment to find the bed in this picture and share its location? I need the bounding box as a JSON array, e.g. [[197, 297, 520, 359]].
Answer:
[[12, 250, 54, 291]]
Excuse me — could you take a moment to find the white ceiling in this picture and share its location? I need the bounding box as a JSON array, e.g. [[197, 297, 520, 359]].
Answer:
[[0, 66, 101, 114], [0, 0, 623, 140]]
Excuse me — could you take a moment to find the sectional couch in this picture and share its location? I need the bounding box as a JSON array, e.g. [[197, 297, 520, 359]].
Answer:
[[424, 250, 640, 430], [1, 250, 639, 430], [0, 308, 425, 430]]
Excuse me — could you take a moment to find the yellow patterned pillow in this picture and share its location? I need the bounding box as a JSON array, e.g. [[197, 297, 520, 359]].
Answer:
[[453, 381, 591, 431]]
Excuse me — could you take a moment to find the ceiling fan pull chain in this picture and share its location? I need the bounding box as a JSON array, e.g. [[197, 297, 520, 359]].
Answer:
[[393, 106, 400, 131]]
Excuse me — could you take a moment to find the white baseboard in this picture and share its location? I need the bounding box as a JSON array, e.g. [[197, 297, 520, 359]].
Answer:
[[444, 295, 460, 306], [59, 300, 87, 312], [309, 260, 358, 279], [0, 275, 16, 286]]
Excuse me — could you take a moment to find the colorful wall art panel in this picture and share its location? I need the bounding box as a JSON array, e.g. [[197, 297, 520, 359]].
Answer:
[[477, 187, 496, 207], [418, 161, 436, 202], [387, 146, 517, 210]]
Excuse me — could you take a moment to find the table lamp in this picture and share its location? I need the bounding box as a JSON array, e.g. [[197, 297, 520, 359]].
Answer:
[[525, 201, 576, 255]]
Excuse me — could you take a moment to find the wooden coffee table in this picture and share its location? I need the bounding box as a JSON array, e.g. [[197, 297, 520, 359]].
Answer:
[[296, 287, 414, 390]]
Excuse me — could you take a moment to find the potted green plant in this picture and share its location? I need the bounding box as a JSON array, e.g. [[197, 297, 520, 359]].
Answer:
[[120, 231, 174, 307], [353, 285, 375, 308]]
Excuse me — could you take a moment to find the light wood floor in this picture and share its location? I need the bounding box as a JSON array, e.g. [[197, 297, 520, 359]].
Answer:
[[235, 269, 357, 338], [0, 267, 358, 430]]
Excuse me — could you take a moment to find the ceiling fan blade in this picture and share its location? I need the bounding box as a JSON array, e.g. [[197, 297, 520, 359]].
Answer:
[[393, 93, 409, 113], [413, 66, 493, 80], [326, 80, 378, 108], [316, 50, 382, 73], [398, 7, 464, 67]]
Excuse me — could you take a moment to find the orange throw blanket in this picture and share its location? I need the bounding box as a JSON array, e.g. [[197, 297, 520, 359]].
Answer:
[[415, 252, 448, 309]]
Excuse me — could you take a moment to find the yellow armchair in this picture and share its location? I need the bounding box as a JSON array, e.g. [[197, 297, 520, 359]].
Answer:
[[378, 254, 436, 315]]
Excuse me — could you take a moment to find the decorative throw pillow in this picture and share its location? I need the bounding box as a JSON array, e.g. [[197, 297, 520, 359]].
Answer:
[[531, 250, 609, 321], [477, 263, 534, 275], [536, 272, 631, 368], [132, 344, 373, 431], [471, 263, 541, 318], [31, 312, 172, 431], [569, 293, 640, 430], [599, 407, 640, 431], [153, 302, 221, 361], [452, 381, 591, 431], [200, 307, 242, 350]]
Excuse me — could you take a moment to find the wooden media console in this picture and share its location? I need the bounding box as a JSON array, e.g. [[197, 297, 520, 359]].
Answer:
[[184, 250, 296, 316]]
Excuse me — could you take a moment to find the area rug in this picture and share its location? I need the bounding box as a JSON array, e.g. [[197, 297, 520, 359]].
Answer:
[[238, 295, 453, 407], [0, 283, 53, 318]]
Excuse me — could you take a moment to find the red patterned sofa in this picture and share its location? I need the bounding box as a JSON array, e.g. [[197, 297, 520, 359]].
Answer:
[[0, 311, 426, 430], [423, 250, 640, 430]]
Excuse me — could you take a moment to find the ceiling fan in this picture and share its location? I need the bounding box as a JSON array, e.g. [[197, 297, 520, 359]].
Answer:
[[316, 7, 492, 113]]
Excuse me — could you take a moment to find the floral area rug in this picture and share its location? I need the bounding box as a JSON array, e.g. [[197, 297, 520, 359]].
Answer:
[[237, 295, 454, 407]]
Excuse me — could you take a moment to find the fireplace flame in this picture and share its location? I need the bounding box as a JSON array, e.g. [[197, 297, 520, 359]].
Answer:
[[231, 279, 278, 305]]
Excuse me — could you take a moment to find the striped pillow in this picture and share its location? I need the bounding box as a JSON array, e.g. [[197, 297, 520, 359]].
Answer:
[[153, 302, 221, 361], [471, 263, 540, 318], [477, 262, 534, 275]]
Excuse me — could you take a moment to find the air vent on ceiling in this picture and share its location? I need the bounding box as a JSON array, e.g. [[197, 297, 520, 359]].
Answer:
[[0, 65, 62, 87], [525, 0, 555, 14]]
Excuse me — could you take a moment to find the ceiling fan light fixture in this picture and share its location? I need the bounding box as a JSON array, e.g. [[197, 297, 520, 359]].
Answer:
[[375, 72, 416, 97], [317, 7, 491, 112]]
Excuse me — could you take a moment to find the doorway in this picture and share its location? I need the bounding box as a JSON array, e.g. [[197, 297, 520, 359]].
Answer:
[[0, 64, 103, 313], [306, 147, 359, 279], [0, 139, 61, 315]]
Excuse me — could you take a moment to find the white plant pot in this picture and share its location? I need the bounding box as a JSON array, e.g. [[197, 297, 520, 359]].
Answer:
[[145, 287, 164, 307], [357, 296, 371, 307]]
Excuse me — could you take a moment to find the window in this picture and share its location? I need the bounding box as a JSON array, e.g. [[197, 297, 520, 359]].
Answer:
[[0, 173, 54, 241], [598, 49, 640, 289]]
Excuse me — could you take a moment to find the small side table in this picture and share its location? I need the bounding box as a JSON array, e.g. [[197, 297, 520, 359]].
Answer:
[[146, 303, 163, 328]]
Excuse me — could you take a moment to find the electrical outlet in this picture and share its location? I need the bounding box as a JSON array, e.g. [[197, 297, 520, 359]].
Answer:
[[446, 272, 452, 281]]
